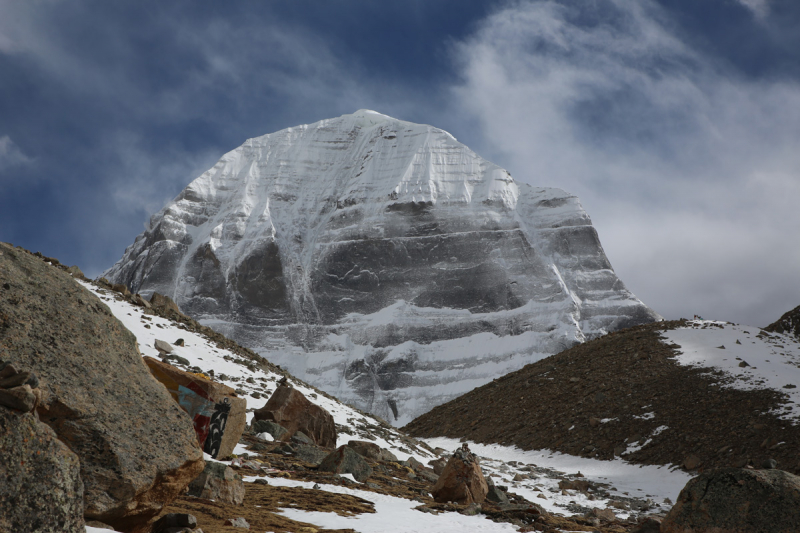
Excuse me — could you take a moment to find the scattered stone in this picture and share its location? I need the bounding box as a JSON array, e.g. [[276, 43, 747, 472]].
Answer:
[[738, 361, 750, 367], [559, 479, 590, 492], [111, 283, 131, 297], [380, 448, 399, 462], [144, 356, 247, 459], [632, 517, 662, 533], [662, 467, 800, 533], [251, 419, 289, 440], [253, 478, 269, 485], [186, 462, 244, 505], [154, 339, 174, 354], [149, 292, 183, 316], [683, 454, 702, 470], [0, 384, 36, 412], [589, 507, 616, 521], [152, 513, 198, 533], [431, 444, 488, 505], [428, 457, 448, 475], [0, 370, 35, 389], [253, 383, 336, 448], [65, 265, 85, 278], [460, 503, 481, 516], [318, 446, 373, 482], [0, 407, 85, 533], [486, 485, 510, 504], [292, 443, 330, 466], [762, 458, 777, 469], [291, 430, 315, 445], [347, 439, 383, 461], [223, 517, 250, 528]]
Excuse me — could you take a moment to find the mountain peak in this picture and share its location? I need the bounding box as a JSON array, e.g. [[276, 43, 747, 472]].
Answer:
[[105, 112, 659, 425]]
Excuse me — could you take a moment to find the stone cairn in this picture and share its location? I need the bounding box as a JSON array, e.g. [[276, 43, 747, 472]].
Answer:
[[0, 360, 41, 413]]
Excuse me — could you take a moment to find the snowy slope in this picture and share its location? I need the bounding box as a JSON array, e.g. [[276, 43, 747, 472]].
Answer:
[[663, 320, 800, 422], [77, 280, 432, 460], [104, 110, 659, 424]]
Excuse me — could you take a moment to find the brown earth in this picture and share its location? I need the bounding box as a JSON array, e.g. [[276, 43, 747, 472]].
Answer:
[[404, 320, 800, 475]]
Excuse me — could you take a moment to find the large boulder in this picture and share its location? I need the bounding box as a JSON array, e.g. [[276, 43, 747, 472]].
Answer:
[[144, 356, 247, 459], [347, 440, 382, 461], [253, 382, 336, 448], [0, 243, 205, 532], [0, 406, 84, 533], [318, 445, 373, 482], [431, 444, 488, 505], [661, 467, 800, 533], [186, 462, 244, 505]]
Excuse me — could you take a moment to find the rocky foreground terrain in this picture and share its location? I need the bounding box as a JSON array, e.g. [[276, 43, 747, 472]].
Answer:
[[5, 241, 800, 533], [405, 320, 800, 476]]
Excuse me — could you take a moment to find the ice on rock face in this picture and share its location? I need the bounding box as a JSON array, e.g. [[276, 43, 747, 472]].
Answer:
[[105, 110, 660, 425]]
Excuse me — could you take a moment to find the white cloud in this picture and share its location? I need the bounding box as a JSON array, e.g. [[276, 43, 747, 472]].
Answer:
[[737, 0, 770, 19], [451, 0, 800, 326], [0, 135, 32, 172]]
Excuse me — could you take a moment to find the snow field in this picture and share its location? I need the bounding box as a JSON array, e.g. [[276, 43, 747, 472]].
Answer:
[[663, 320, 800, 421]]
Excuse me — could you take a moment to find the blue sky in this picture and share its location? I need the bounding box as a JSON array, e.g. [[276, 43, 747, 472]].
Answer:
[[1, 0, 798, 327]]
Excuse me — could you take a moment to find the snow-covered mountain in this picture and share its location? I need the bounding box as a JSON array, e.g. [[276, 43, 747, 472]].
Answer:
[[105, 110, 659, 425]]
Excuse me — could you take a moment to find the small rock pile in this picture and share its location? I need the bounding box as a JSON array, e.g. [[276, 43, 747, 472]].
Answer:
[[0, 360, 40, 413]]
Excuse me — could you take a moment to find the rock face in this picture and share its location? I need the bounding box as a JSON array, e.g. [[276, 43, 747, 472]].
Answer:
[[0, 406, 85, 533], [104, 110, 660, 425], [253, 383, 336, 448], [0, 243, 205, 532], [765, 304, 800, 339], [661, 467, 800, 533], [186, 462, 244, 505], [431, 444, 488, 505], [144, 356, 247, 459]]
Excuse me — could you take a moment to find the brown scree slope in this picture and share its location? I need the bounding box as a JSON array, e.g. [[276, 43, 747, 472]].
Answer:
[[404, 320, 800, 475]]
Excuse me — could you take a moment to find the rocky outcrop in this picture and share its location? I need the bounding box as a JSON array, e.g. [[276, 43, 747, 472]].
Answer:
[[318, 446, 373, 482], [0, 404, 84, 533], [104, 110, 660, 425], [661, 467, 800, 533], [186, 462, 244, 505], [765, 304, 800, 339], [0, 243, 205, 532], [144, 356, 247, 459], [431, 444, 488, 505], [253, 382, 336, 448], [346, 440, 383, 461]]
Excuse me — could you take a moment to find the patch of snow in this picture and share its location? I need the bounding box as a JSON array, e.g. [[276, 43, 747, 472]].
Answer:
[[242, 475, 519, 532], [424, 437, 691, 518], [663, 320, 800, 421]]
